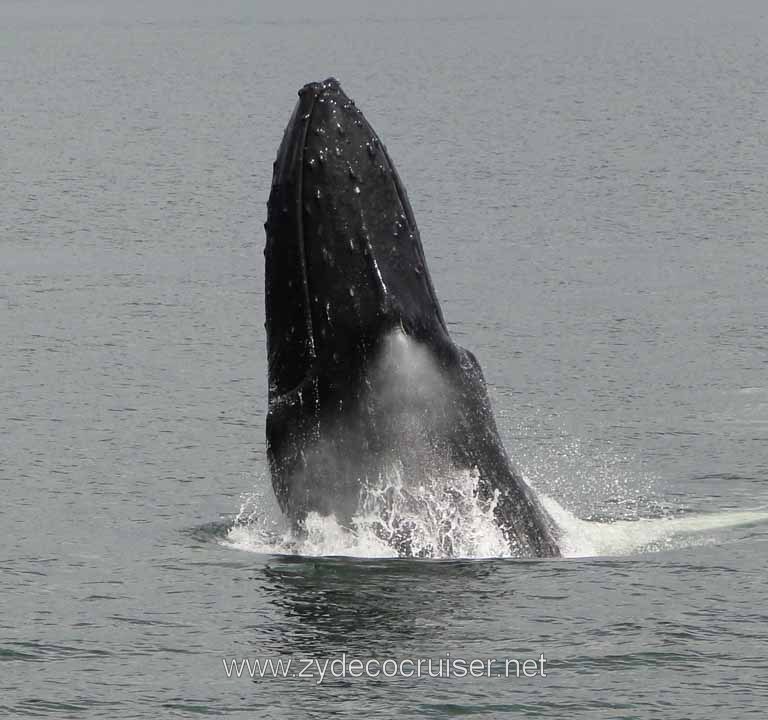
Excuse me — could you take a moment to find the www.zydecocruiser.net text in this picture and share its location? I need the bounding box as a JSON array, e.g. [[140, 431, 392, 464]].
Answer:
[[223, 653, 548, 683]]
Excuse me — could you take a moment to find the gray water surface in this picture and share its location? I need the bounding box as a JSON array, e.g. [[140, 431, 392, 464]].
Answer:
[[2, 0, 767, 717]]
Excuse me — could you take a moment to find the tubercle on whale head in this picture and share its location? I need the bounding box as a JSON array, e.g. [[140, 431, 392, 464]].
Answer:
[[265, 78, 450, 401]]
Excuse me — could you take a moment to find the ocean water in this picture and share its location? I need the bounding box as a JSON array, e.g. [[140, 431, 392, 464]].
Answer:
[[2, 0, 767, 717]]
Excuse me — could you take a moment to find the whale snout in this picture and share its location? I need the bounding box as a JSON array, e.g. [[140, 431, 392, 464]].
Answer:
[[266, 78, 448, 392]]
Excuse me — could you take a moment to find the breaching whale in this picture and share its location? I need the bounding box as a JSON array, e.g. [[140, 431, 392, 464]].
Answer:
[[264, 78, 560, 557]]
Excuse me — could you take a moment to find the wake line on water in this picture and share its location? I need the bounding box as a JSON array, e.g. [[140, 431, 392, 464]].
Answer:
[[223, 469, 768, 560], [542, 498, 768, 558]]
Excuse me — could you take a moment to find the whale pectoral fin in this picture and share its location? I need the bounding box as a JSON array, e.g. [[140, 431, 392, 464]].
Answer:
[[448, 345, 562, 557]]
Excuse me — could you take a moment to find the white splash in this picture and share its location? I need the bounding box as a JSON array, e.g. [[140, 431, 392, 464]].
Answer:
[[225, 466, 510, 559], [224, 473, 768, 560]]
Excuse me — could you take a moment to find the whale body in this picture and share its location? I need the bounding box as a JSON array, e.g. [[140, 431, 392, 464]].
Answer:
[[264, 78, 560, 557]]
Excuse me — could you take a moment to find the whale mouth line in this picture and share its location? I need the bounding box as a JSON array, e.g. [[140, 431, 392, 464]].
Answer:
[[295, 83, 318, 363]]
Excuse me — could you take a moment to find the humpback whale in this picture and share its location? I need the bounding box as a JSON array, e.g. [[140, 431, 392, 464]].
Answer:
[[264, 78, 560, 557]]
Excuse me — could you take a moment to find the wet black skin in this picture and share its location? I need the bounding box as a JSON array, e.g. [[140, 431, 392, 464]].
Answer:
[[264, 78, 560, 557]]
